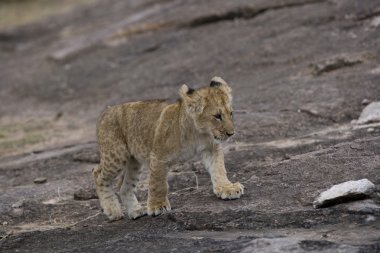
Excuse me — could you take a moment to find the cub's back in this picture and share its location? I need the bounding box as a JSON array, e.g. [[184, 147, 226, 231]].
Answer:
[[97, 100, 169, 162]]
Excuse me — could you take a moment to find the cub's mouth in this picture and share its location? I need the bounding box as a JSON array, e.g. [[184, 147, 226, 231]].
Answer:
[[213, 135, 226, 142]]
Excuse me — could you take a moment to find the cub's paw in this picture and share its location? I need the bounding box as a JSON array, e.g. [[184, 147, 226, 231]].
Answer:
[[214, 182, 244, 200], [128, 205, 147, 220], [102, 202, 124, 221], [147, 198, 171, 216]]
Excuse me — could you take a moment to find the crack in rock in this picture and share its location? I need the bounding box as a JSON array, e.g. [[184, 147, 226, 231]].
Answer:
[[182, 7, 266, 28], [356, 9, 380, 21], [309, 56, 363, 76], [182, 0, 327, 28]]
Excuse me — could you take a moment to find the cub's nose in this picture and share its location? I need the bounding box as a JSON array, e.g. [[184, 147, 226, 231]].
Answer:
[[226, 132, 234, 137]]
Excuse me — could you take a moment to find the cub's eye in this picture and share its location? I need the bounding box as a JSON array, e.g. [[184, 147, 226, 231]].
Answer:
[[214, 114, 222, 121]]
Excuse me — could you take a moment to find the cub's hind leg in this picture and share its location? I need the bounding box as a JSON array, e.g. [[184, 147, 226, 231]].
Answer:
[[118, 159, 146, 219], [93, 147, 127, 221]]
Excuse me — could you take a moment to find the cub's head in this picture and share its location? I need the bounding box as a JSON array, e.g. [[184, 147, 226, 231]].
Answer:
[[179, 76, 234, 142]]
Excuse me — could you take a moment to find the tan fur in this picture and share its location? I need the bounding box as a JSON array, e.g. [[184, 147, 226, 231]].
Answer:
[[93, 76, 244, 220]]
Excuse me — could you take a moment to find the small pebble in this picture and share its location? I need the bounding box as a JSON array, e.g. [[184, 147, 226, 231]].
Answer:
[[34, 177, 47, 184], [2, 221, 8, 225], [367, 127, 374, 133], [361, 98, 371, 106], [12, 200, 24, 208], [365, 215, 376, 222], [73, 188, 98, 201]]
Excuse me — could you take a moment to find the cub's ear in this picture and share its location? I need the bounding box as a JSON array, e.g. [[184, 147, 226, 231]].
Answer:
[[178, 84, 204, 113], [210, 76, 232, 93], [178, 84, 195, 99]]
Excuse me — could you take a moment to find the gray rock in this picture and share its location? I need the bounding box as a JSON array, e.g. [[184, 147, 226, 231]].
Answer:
[[367, 127, 374, 132], [11, 200, 24, 208], [361, 98, 370, 106], [33, 177, 47, 184], [357, 102, 380, 125], [313, 179, 376, 208], [73, 188, 98, 201], [365, 215, 376, 222]]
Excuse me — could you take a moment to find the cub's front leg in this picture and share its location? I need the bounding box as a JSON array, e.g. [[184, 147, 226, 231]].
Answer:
[[147, 156, 171, 216], [202, 144, 244, 199]]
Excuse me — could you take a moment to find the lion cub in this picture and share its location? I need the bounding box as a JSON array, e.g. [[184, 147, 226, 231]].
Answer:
[[93, 77, 244, 220]]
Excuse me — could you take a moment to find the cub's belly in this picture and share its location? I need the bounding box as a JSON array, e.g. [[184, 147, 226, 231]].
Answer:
[[170, 143, 208, 164]]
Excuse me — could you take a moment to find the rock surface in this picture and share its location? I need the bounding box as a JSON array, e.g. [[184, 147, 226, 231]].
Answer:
[[239, 238, 366, 253], [313, 179, 376, 208], [73, 188, 98, 201], [342, 199, 380, 214], [0, 0, 380, 252]]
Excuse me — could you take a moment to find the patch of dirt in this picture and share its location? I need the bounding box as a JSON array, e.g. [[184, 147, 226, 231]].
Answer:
[[0, 0, 95, 30]]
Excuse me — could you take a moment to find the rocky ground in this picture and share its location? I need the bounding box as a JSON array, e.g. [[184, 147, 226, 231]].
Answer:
[[0, 0, 380, 252]]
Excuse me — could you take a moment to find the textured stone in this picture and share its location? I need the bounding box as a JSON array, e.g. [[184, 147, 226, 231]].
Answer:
[[361, 99, 370, 106], [73, 188, 98, 201], [313, 179, 376, 208], [33, 177, 47, 184]]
